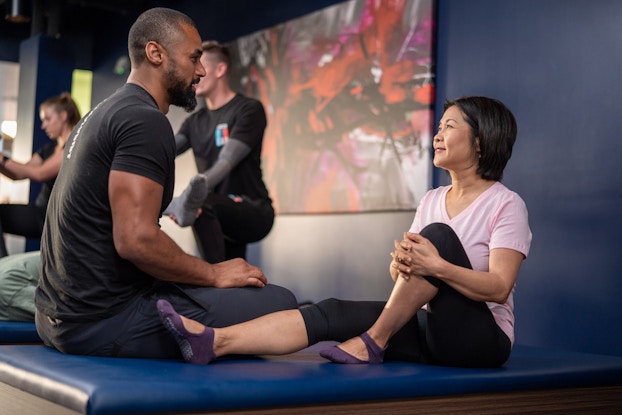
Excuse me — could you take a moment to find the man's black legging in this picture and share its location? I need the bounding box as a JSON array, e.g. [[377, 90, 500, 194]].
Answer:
[[193, 193, 274, 263], [300, 222, 512, 368]]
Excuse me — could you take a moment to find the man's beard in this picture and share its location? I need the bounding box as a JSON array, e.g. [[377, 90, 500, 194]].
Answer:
[[166, 66, 198, 112]]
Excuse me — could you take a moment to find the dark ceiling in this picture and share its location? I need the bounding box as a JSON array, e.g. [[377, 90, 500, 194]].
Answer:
[[0, 0, 345, 63], [0, 0, 150, 42]]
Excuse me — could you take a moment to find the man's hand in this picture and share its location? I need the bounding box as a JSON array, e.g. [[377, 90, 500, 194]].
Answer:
[[211, 258, 268, 288]]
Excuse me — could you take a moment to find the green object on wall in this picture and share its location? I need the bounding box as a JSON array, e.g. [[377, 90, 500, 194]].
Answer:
[[71, 69, 92, 115]]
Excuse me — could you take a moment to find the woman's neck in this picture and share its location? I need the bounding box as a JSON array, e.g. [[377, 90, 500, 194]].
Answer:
[[449, 172, 494, 198], [56, 128, 72, 147]]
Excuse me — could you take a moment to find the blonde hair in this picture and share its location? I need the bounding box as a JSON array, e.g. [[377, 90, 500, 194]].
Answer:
[[40, 92, 81, 128]]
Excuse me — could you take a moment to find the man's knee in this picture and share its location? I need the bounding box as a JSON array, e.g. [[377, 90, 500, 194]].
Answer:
[[264, 284, 298, 311]]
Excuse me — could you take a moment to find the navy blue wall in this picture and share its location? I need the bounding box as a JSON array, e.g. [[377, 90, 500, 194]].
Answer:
[[435, 0, 622, 356]]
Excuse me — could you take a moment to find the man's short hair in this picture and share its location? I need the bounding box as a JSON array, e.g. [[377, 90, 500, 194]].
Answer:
[[128, 8, 197, 66], [201, 40, 232, 72]]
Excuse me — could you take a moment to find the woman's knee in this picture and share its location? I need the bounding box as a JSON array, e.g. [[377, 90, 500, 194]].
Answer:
[[419, 222, 457, 244], [419, 223, 471, 268], [300, 298, 341, 344]]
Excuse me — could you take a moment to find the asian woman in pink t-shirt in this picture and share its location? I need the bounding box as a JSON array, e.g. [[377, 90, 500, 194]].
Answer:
[[156, 96, 532, 368]]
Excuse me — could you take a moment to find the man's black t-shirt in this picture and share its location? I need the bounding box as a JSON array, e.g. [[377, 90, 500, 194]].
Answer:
[[177, 93, 270, 201], [35, 83, 176, 322]]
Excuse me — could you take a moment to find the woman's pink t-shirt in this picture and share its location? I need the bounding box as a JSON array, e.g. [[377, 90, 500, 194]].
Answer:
[[409, 181, 532, 344]]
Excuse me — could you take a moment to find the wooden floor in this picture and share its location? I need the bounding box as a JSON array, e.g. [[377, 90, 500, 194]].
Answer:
[[196, 386, 622, 415]]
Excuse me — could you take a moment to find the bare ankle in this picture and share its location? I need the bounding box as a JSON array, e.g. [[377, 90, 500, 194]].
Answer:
[[180, 316, 205, 335]]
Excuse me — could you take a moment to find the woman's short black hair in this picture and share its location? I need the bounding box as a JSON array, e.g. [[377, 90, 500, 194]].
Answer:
[[444, 96, 517, 181]]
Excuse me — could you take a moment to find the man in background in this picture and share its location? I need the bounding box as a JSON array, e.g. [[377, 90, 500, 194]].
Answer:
[[165, 41, 274, 263]]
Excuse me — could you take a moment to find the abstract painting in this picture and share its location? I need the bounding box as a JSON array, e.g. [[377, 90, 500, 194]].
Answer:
[[228, 0, 435, 213]]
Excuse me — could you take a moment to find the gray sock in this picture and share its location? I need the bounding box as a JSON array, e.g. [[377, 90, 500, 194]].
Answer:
[[164, 174, 208, 227]]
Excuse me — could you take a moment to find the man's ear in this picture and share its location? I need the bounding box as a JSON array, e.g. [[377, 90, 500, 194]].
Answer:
[[145, 41, 164, 65], [215, 61, 228, 79]]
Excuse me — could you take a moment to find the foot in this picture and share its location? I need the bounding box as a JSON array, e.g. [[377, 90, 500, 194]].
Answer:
[[163, 174, 208, 227], [156, 299, 216, 364], [319, 332, 386, 364]]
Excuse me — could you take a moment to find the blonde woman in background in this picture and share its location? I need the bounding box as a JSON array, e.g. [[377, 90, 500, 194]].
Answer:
[[0, 92, 81, 257]]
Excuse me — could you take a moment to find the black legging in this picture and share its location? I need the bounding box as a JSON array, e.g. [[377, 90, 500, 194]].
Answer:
[[193, 193, 274, 263], [300, 222, 512, 368], [0, 204, 46, 257]]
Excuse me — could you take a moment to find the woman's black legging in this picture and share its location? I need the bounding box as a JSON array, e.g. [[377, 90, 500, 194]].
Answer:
[[300, 222, 512, 368], [0, 204, 46, 257]]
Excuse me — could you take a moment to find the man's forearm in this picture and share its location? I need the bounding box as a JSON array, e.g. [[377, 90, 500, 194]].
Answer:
[[124, 227, 218, 286]]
